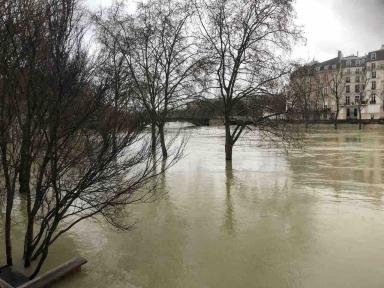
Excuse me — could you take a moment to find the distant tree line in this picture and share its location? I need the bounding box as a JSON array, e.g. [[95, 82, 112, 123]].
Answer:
[[173, 95, 287, 120]]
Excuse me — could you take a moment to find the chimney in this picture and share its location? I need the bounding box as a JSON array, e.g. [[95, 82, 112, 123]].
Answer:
[[338, 50, 343, 61]]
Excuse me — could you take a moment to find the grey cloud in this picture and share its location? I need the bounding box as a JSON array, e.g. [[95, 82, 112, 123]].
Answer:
[[332, 0, 384, 54]]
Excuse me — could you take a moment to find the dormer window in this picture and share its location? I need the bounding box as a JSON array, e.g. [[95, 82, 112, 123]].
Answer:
[[356, 60, 361, 66], [371, 52, 377, 60], [332, 64, 336, 69], [324, 65, 329, 70]]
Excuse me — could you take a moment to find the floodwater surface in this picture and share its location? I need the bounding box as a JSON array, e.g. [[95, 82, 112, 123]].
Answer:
[[3, 125, 384, 287]]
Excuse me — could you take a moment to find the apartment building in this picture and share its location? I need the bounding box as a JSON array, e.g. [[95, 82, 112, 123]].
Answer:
[[293, 45, 384, 120]]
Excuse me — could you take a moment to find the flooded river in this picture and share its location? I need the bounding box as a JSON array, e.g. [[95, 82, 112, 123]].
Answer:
[[4, 125, 384, 287]]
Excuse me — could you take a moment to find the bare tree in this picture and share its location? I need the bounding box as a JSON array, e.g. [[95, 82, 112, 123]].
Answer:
[[0, 0, 22, 266], [289, 64, 321, 130], [356, 67, 370, 129], [195, 0, 302, 161], [327, 65, 346, 129], [0, 0, 181, 279], [93, 0, 203, 158]]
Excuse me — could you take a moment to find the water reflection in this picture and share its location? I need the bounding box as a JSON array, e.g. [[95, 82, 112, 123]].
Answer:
[[2, 125, 384, 288], [288, 125, 384, 207], [222, 161, 235, 235]]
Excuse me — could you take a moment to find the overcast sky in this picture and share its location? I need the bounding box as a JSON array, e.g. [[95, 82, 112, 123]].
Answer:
[[85, 0, 384, 62], [294, 0, 384, 62]]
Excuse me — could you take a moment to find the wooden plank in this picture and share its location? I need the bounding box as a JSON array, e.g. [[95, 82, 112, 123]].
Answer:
[[18, 256, 87, 288]]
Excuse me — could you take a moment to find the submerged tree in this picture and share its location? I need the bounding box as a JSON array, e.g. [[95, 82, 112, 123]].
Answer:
[[289, 63, 325, 130], [356, 69, 366, 129], [0, 0, 180, 279], [195, 0, 302, 161], [0, 0, 21, 266], [289, 64, 316, 130], [327, 65, 346, 129], [94, 0, 204, 158]]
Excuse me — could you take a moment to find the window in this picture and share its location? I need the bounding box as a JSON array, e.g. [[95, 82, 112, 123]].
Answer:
[[372, 81, 376, 90], [356, 60, 361, 66], [372, 63, 376, 70], [355, 68, 360, 74], [324, 65, 329, 70], [346, 85, 350, 93], [324, 87, 328, 94], [346, 60, 351, 67], [346, 77, 351, 83], [346, 68, 351, 74], [355, 84, 360, 93], [355, 95, 360, 104], [346, 96, 350, 105], [332, 64, 336, 69], [370, 93, 376, 104], [315, 67, 320, 72], [371, 52, 377, 60], [355, 76, 360, 83], [372, 71, 377, 78]]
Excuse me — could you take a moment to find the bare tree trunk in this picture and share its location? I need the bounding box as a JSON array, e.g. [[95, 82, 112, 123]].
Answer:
[[2, 144, 14, 265], [225, 121, 233, 161], [334, 106, 339, 130], [158, 122, 168, 158], [29, 249, 48, 279], [20, 129, 34, 267], [358, 107, 362, 130], [151, 120, 157, 154], [5, 199, 13, 265]]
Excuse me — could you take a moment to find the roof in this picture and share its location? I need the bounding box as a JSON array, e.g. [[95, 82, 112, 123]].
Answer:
[[367, 49, 384, 62], [308, 46, 384, 71], [316, 56, 367, 71]]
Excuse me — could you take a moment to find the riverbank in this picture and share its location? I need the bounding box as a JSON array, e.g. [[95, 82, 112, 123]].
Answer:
[[287, 119, 384, 125]]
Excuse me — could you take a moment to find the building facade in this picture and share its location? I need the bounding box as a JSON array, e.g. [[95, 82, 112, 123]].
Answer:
[[292, 45, 384, 121]]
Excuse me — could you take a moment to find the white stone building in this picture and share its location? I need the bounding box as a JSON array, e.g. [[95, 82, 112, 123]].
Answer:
[[313, 45, 384, 120]]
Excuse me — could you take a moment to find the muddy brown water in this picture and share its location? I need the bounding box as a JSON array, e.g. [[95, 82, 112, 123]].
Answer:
[[2, 124, 384, 288]]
